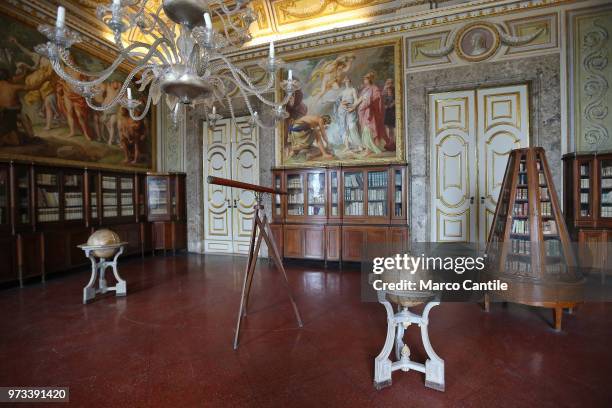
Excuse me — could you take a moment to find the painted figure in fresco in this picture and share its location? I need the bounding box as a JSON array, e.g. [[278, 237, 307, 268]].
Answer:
[[56, 67, 94, 141], [310, 54, 356, 100], [0, 68, 34, 145], [349, 72, 390, 155], [288, 114, 333, 160], [118, 107, 146, 164], [101, 81, 121, 145], [383, 78, 395, 144], [7, 36, 58, 132], [335, 76, 362, 153]]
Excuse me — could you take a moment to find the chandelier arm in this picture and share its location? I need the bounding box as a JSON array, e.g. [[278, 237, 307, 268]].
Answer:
[[58, 49, 126, 82], [212, 10, 248, 49], [128, 94, 153, 121], [113, 30, 176, 67], [216, 55, 275, 96], [213, 0, 246, 15], [224, 72, 290, 109], [84, 64, 156, 111]]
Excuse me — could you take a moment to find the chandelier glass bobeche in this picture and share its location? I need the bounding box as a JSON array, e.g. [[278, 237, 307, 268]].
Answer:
[[35, 0, 298, 131]]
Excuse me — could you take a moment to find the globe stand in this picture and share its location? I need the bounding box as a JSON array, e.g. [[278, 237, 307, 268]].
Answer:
[[78, 243, 128, 304], [374, 290, 444, 391]]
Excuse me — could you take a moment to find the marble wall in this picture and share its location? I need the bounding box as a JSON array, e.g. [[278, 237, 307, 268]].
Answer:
[[407, 53, 562, 242]]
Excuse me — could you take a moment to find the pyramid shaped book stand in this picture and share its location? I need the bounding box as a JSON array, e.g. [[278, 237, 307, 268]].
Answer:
[[485, 147, 583, 330]]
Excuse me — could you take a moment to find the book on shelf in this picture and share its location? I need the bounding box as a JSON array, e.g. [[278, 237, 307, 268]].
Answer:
[[37, 208, 60, 222], [518, 173, 527, 185], [511, 239, 530, 255], [395, 191, 402, 203], [545, 240, 561, 257], [345, 202, 363, 216], [64, 174, 80, 187], [120, 178, 133, 190], [64, 207, 83, 220], [37, 188, 59, 207], [505, 259, 532, 275], [540, 187, 549, 200], [511, 219, 529, 234], [345, 189, 364, 201], [580, 165, 589, 176], [515, 188, 528, 200], [580, 193, 589, 204], [307, 206, 324, 216], [37, 173, 57, 185], [601, 178, 612, 188], [368, 188, 386, 201], [367, 172, 387, 188], [102, 177, 117, 189], [545, 263, 565, 274], [541, 202, 552, 217], [367, 202, 386, 216], [519, 161, 526, 172], [64, 192, 83, 207], [601, 206, 612, 218], [344, 174, 362, 188], [542, 220, 558, 235], [287, 177, 303, 189], [580, 178, 590, 189], [513, 202, 529, 216], [538, 172, 546, 185], [602, 165, 612, 177]]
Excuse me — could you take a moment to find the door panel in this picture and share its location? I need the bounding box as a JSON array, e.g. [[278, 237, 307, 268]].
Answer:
[[477, 85, 529, 242], [430, 91, 477, 242], [430, 86, 529, 243], [232, 119, 259, 254], [204, 120, 233, 253]]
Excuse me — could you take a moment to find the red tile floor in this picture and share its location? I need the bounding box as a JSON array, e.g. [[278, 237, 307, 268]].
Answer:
[[0, 253, 611, 407]]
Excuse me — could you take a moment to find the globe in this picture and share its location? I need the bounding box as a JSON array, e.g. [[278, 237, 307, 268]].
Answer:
[[381, 258, 433, 307], [87, 229, 122, 258]]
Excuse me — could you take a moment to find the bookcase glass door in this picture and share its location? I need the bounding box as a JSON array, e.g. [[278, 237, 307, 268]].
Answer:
[[577, 160, 592, 218], [393, 169, 403, 217], [508, 153, 531, 276], [286, 173, 304, 216], [537, 153, 564, 274], [102, 176, 119, 218], [90, 174, 98, 220], [36, 171, 60, 223], [0, 167, 7, 226], [63, 173, 83, 221], [367, 170, 388, 217], [344, 171, 364, 217], [330, 170, 339, 217], [307, 172, 325, 216], [147, 176, 169, 217], [601, 159, 612, 219], [120, 177, 134, 217], [16, 167, 31, 225], [274, 173, 282, 217]]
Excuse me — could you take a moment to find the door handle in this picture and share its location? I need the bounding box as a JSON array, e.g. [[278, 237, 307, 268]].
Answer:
[[226, 198, 231, 208], [480, 196, 485, 204], [470, 196, 474, 205], [233, 199, 238, 208]]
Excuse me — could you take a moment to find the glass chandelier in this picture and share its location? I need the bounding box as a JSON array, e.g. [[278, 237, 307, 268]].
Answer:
[[35, 0, 298, 131]]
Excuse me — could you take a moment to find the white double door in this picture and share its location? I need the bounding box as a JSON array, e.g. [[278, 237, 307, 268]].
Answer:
[[204, 118, 262, 255], [430, 85, 530, 243]]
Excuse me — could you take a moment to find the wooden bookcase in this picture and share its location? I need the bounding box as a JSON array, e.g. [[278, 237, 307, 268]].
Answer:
[[146, 172, 187, 254], [563, 151, 612, 270], [486, 147, 582, 330], [0, 160, 187, 286], [271, 164, 409, 263]]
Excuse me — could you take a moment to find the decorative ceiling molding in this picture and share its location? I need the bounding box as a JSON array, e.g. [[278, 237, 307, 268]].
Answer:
[[232, 0, 572, 63]]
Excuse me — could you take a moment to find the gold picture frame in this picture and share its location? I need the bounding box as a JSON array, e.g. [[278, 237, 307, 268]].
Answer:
[[0, 7, 156, 172], [454, 22, 501, 63], [277, 37, 404, 168]]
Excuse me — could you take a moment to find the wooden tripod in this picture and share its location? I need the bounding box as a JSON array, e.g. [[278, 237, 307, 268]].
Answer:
[[233, 192, 303, 349]]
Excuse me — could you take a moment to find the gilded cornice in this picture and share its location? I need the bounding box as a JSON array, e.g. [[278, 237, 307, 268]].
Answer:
[[232, 0, 576, 62]]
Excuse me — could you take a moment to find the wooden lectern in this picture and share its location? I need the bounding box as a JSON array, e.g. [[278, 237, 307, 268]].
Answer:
[[207, 176, 303, 349]]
